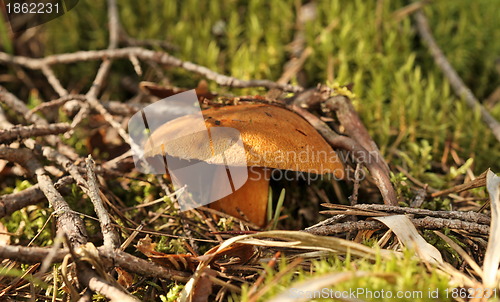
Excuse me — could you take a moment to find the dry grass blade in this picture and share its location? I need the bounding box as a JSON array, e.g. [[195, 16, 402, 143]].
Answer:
[[180, 231, 398, 302], [434, 231, 483, 278], [483, 170, 500, 288], [320, 203, 388, 217], [268, 271, 371, 302], [241, 231, 397, 260], [431, 170, 488, 198], [373, 215, 443, 264]]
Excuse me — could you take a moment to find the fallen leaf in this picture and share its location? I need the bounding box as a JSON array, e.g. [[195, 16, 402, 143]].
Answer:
[[373, 215, 443, 264], [0, 222, 11, 246], [483, 169, 500, 288], [115, 267, 134, 288], [136, 236, 198, 271], [191, 267, 217, 302]]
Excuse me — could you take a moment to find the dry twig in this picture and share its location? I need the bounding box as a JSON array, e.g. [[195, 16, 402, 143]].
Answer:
[[86, 156, 120, 250], [290, 105, 398, 206], [305, 216, 489, 236], [414, 10, 500, 143], [0, 123, 71, 142], [0, 47, 302, 92]]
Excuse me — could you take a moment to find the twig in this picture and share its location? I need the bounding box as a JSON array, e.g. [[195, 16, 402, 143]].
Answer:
[[0, 146, 88, 247], [107, 0, 120, 50], [320, 203, 490, 225], [0, 175, 73, 218], [86, 95, 133, 146], [0, 48, 303, 92], [40, 64, 67, 96], [77, 271, 138, 302], [27, 94, 88, 116], [0, 145, 137, 300], [290, 105, 398, 206], [0, 244, 68, 264], [392, 1, 428, 22], [0, 244, 190, 282], [431, 170, 488, 198], [325, 95, 390, 175], [305, 216, 489, 236], [0, 123, 71, 142], [414, 10, 500, 143], [0, 85, 47, 125], [98, 248, 190, 282], [86, 156, 120, 249]]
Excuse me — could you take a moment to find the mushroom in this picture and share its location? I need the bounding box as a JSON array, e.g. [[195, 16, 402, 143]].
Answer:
[[143, 103, 344, 227]]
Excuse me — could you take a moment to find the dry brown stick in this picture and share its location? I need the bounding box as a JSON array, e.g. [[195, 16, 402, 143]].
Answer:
[[321, 203, 491, 225], [0, 48, 303, 92], [40, 64, 67, 97], [305, 216, 489, 236], [0, 85, 47, 125], [0, 244, 190, 282], [431, 170, 488, 198], [98, 248, 190, 282], [27, 94, 88, 116], [325, 95, 391, 176], [107, 0, 120, 50], [76, 268, 139, 302], [0, 147, 89, 247], [66, 233, 139, 302], [38, 143, 88, 189], [0, 244, 68, 264], [0, 87, 80, 163], [414, 10, 500, 143], [0, 146, 134, 300], [0, 176, 73, 218], [71, 0, 119, 131], [86, 95, 133, 146], [392, 1, 428, 22], [86, 156, 120, 249], [101, 100, 143, 116], [290, 105, 398, 206], [0, 123, 71, 142]]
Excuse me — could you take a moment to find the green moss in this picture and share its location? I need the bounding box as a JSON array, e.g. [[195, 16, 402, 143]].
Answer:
[[242, 249, 452, 301]]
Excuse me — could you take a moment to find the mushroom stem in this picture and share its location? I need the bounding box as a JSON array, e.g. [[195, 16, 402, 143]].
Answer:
[[209, 167, 270, 227]]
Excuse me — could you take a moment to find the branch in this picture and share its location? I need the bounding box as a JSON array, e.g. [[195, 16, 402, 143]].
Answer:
[[290, 105, 398, 206], [325, 95, 390, 176], [305, 217, 489, 236], [0, 176, 73, 218], [320, 203, 491, 225], [414, 10, 500, 143], [0, 85, 48, 125], [0, 48, 303, 92], [0, 123, 71, 143], [0, 146, 88, 247], [0, 244, 190, 282], [86, 156, 120, 250]]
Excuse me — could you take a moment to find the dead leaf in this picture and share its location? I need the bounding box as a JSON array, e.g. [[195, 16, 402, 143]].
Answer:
[[373, 215, 443, 264], [137, 236, 198, 271], [0, 222, 11, 245], [115, 267, 134, 288], [191, 267, 217, 302], [483, 169, 500, 288]]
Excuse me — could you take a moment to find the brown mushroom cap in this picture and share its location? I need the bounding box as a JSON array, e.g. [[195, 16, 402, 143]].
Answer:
[[144, 104, 343, 178]]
